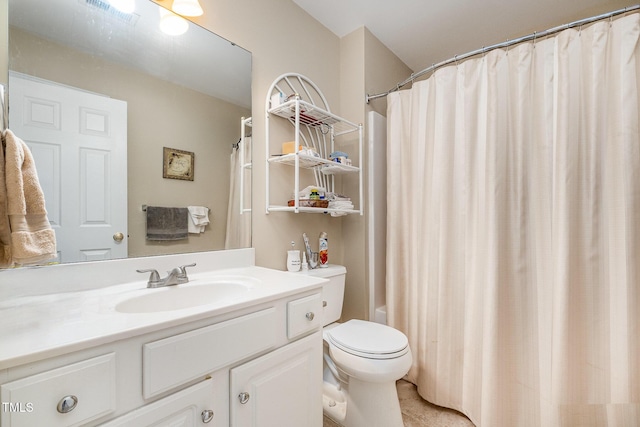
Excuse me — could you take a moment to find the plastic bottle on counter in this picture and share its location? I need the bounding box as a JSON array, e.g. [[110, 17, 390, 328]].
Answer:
[[319, 232, 328, 268]]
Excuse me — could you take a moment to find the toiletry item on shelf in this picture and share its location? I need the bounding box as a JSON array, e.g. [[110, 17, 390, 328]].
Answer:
[[319, 232, 328, 268], [309, 188, 320, 200], [329, 151, 349, 160], [287, 241, 301, 272], [296, 186, 327, 200], [282, 141, 302, 154], [270, 92, 285, 109], [301, 251, 309, 271]]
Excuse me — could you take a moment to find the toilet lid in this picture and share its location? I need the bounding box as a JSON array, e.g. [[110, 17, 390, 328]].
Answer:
[[326, 319, 409, 359]]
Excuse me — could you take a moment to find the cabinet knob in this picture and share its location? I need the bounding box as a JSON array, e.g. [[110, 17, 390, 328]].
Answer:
[[56, 395, 78, 413], [201, 409, 214, 423], [238, 392, 250, 404], [306, 312, 315, 321]]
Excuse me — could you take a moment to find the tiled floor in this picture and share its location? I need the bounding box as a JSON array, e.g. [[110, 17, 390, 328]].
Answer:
[[323, 380, 475, 427]]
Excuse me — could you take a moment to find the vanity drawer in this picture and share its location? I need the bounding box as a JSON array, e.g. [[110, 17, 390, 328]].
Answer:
[[0, 353, 116, 427], [287, 292, 323, 340], [143, 308, 277, 398], [100, 378, 214, 426]]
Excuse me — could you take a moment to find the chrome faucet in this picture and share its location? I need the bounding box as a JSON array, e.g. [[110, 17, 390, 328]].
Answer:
[[137, 263, 196, 288]]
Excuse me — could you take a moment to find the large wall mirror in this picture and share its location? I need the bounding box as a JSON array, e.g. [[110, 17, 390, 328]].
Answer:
[[4, 0, 252, 267]]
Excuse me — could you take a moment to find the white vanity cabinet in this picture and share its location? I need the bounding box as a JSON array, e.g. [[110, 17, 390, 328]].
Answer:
[[230, 331, 322, 427], [0, 288, 323, 427]]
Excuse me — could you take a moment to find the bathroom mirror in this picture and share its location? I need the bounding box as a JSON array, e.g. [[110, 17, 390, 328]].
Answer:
[[5, 0, 252, 266]]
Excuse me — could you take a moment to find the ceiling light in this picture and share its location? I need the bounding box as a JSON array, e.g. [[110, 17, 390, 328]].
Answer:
[[171, 0, 203, 17], [159, 8, 189, 36], [108, 0, 135, 14]]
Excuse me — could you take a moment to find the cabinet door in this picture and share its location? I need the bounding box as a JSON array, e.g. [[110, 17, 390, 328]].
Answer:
[[230, 331, 322, 427], [99, 379, 215, 427]]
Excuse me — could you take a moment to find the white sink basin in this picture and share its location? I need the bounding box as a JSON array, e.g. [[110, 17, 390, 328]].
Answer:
[[115, 277, 255, 313]]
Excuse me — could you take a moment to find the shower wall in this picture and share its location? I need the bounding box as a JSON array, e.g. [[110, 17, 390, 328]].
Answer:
[[367, 110, 387, 323]]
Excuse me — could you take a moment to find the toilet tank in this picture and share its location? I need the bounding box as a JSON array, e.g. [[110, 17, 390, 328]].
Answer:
[[304, 265, 346, 326]]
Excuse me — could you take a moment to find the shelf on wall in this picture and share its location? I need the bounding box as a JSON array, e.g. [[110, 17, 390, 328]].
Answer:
[[267, 205, 360, 215], [268, 100, 359, 136], [268, 153, 359, 175], [265, 73, 363, 216]]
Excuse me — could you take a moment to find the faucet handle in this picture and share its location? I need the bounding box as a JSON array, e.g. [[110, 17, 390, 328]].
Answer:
[[177, 263, 196, 283], [137, 269, 161, 286], [179, 263, 196, 274]]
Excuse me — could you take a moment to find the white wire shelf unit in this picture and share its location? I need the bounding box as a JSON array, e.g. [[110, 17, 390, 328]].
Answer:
[[265, 73, 363, 215]]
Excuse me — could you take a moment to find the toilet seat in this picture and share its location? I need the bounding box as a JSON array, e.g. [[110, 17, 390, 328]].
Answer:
[[326, 319, 409, 359]]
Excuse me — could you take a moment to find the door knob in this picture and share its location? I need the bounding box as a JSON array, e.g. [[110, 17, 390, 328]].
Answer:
[[113, 232, 125, 242]]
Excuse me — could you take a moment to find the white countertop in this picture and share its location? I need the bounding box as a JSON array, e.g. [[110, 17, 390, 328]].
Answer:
[[0, 265, 326, 370]]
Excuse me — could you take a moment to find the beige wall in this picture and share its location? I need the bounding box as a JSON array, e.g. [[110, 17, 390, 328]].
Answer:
[[9, 28, 250, 258], [338, 27, 412, 320], [0, 0, 5, 87]]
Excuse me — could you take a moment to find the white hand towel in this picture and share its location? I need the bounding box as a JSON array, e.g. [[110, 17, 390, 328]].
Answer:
[[187, 206, 210, 233]]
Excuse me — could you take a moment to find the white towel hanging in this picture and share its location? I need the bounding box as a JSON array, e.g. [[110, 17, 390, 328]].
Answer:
[[187, 206, 210, 234]]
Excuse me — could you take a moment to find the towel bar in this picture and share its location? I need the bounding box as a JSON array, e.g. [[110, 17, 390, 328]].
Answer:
[[142, 204, 210, 212]]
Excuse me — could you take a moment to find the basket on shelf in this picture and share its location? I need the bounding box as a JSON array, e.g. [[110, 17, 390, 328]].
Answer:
[[287, 199, 329, 208]]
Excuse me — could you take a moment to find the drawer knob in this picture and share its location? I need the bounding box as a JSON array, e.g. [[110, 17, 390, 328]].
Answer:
[[57, 395, 78, 414], [306, 312, 315, 321], [201, 409, 214, 423], [238, 392, 250, 404]]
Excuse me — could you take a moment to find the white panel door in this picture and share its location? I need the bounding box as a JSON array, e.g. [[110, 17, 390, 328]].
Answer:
[[9, 72, 128, 263]]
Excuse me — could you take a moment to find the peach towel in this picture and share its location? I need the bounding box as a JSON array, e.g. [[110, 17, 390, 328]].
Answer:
[[1, 129, 56, 266]]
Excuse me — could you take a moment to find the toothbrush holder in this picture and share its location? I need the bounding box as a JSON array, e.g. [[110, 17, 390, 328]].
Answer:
[[287, 250, 301, 272]]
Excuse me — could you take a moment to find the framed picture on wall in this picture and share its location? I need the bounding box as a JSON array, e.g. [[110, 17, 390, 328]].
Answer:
[[163, 147, 194, 181]]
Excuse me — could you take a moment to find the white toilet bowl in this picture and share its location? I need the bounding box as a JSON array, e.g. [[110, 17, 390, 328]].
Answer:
[[326, 319, 412, 383], [323, 319, 412, 427], [304, 263, 411, 427]]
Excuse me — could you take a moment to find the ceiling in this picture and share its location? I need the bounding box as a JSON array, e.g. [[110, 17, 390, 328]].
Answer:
[[293, 0, 638, 74], [9, 0, 251, 108]]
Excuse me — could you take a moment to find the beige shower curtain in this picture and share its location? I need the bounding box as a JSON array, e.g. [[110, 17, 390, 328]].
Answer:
[[386, 13, 640, 427]]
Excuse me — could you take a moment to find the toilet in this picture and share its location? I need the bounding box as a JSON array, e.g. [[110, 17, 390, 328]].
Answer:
[[306, 265, 412, 427]]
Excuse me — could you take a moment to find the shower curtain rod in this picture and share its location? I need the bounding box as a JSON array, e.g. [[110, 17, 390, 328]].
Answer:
[[366, 4, 640, 103]]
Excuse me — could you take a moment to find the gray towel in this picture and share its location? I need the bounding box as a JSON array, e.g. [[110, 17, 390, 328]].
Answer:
[[146, 206, 188, 241]]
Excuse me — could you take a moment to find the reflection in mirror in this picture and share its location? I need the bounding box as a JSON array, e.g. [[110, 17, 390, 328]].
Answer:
[[6, 0, 252, 267]]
